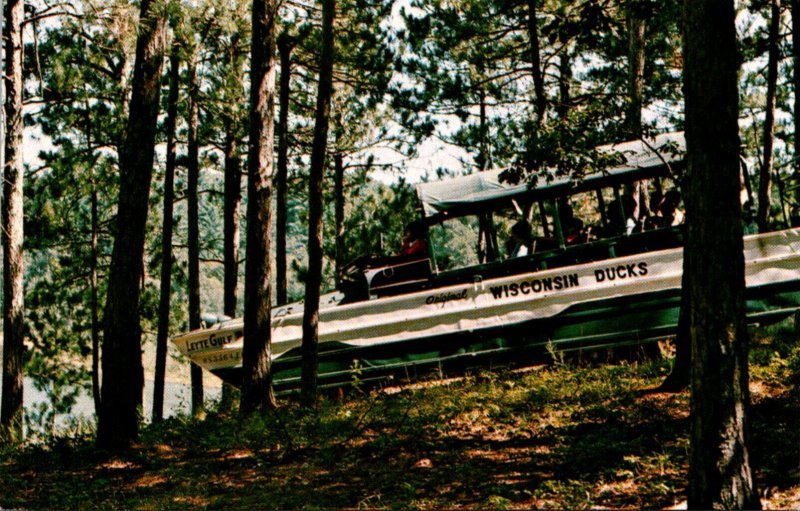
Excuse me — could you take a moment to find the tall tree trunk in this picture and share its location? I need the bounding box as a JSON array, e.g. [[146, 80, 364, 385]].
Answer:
[[187, 61, 204, 415], [625, 0, 645, 140], [527, 0, 545, 123], [791, 0, 800, 333], [91, 181, 101, 414], [153, 50, 180, 422], [97, 0, 166, 450], [683, 0, 760, 507], [276, 34, 292, 305], [557, 49, 572, 119], [240, 0, 279, 414], [86, 104, 101, 416], [758, 0, 781, 231], [301, 0, 335, 405], [117, 52, 131, 154], [625, 0, 647, 219], [334, 152, 345, 286], [524, 0, 546, 174], [1, 0, 25, 444], [477, 89, 491, 263], [221, 109, 242, 412], [793, 0, 800, 202], [223, 126, 241, 320]]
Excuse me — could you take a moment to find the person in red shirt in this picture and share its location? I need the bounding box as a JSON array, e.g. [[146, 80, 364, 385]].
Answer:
[[399, 220, 428, 257]]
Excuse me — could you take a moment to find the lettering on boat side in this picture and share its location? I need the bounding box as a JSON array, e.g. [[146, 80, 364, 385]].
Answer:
[[490, 273, 580, 299], [594, 262, 648, 282], [488, 261, 650, 300], [186, 330, 242, 353], [426, 289, 469, 305], [198, 351, 240, 365]]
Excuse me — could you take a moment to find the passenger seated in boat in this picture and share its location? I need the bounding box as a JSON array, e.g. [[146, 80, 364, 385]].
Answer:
[[559, 202, 586, 245], [338, 221, 431, 302], [508, 220, 533, 258], [605, 194, 638, 236], [642, 190, 664, 230], [341, 221, 429, 274], [659, 189, 684, 227], [398, 220, 429, 257]]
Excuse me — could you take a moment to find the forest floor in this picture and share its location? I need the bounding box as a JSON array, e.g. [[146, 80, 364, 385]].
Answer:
[[1, 323, 799, 510]]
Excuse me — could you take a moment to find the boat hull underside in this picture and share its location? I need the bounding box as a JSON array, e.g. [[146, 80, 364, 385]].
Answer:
[[211, 280, 800, 393]]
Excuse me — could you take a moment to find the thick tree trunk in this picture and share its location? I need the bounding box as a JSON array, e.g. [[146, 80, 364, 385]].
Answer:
[[223, 128, 241, 320], [758, 0, 781, 231], [153, 51, 180, 422], [187, 62, 204, 415], [221, 107, 242, 412], [683, 0, 760, 507], [276, 34, 292, 305], [1, 0, 25, 444], [301, 0, 336, 405], [97, 0, 166, 450], [240, 0, 279, 414]]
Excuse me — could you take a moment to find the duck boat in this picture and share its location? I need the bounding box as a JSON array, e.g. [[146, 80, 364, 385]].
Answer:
[[172, 132, 800, 392]]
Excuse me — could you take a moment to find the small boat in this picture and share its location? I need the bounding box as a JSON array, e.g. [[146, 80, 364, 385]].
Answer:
[[172, 132, 800, 392]]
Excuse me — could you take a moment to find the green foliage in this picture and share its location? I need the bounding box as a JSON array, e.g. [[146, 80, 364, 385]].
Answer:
[[23, 2, 136, 426], [396, 0, 683, 176]]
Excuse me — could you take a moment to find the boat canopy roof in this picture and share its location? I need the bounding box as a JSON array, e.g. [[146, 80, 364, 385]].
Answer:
[[416, 132, 685, 221]]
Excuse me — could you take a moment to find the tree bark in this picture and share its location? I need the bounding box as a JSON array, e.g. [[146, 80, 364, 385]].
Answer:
[[91, 181, 101, 414], [557, 49, 572, 119], [223, 128, 241, 320], [683, 0, 760, 507], [87, 104, 101, 417], [153, 50, 180, 422], [477, 89, 491, 263], [187, 61, 204, 415], [793, 0, 800, 199], [97, 0, 166, 450], [240, 0, 279, 414], [334, 152, 345, 285], [527, 0, 546, 123], [1, 0, 25, 444], [221, 91, 242, 413], [301, 0, 336, 405], [625, 0, 645, 140], [757, 0, 781, 231], [276, 34, 292, 306]]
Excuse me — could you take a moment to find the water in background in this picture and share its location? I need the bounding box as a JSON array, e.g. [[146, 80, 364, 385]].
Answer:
[[1, 376, 221, 436]]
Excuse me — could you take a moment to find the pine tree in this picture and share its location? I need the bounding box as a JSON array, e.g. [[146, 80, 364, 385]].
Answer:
[[240, 0, 279, 413], [301, 0, 336, 405], [684, 0, 760, 506], [757, 0, 782, 230], [153, 49, 181, 422], [98, 0, 167, 449], [1, 0, 25, 444]]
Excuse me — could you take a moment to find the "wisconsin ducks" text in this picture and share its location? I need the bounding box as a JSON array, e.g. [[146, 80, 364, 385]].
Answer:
[[490, 273, 580, 299]]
